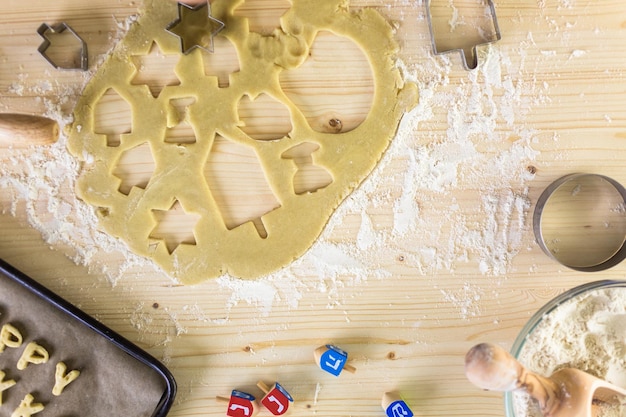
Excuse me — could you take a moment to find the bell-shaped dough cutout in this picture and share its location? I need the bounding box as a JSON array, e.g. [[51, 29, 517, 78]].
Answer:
[[93, 87, 132, 147], [112, 142, 156, 195], [279, 30, 374, 134], [234, 0, 291, 35], [237, 93, 292, 141], [204, 134, 281, 238]]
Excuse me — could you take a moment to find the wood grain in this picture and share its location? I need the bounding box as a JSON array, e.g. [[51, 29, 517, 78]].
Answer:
[[1, 1, 626, 417]]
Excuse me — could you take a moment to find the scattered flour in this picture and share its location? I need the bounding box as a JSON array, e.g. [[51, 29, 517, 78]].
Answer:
[[0, 2, 548, 316], [514, 286, 626, 417]]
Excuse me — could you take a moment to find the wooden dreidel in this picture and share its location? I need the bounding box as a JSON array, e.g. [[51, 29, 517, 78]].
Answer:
[[216, 390, 259, 417], [314, 344, 356, 376], [257, 381, 294, 416], [382, 392, 414, 417]]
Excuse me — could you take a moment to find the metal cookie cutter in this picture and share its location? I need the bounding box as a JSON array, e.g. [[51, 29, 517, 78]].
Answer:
[[533, 173, 626, 272], [426, 0, 501, 70], [37, 22, 88, 71], [166, 2, 225, 54]]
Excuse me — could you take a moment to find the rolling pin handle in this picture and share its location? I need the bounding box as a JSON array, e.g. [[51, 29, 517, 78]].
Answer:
[[0, 114, 60, 148]]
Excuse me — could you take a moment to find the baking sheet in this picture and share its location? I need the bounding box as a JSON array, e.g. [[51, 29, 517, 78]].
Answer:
[[0, 260, 174, 417]]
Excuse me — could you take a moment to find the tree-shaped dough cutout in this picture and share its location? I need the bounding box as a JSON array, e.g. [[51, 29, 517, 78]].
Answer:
[[93, 88, 132, 147], [234, 0, 291, 35], [203, 37, 241, 88]]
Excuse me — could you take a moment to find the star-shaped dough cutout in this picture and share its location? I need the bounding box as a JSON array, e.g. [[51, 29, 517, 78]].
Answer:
[[166, 2, 225, 54], [131, 42, 181, 97], [150, 199, 201, 254]]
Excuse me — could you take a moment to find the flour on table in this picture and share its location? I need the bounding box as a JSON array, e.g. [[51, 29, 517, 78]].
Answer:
[[0, 2, 549, 314]]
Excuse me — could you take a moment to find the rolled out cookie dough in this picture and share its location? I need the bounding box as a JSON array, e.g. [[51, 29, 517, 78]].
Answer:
[[68, 0, 418, 283]]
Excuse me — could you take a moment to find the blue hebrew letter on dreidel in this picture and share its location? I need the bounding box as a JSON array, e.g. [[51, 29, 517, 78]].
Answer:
[[385, 400, 413, 417], [319, 344, 348, 376]]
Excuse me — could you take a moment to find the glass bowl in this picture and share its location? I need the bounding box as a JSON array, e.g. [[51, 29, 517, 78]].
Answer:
[[504, 280, 626, 417]]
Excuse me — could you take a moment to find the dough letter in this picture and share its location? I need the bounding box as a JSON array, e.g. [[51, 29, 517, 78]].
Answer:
[[52, 362, 80, 396], [0, 324, 23, 353], [16, 342, 49, 370], [0, 370, 16, 406], [10, 393, 44, 417]]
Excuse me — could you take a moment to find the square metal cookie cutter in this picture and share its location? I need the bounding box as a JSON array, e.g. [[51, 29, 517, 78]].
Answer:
[[426, 0, 501, 70], [166, 2, 225, 54], [37, 22, 88, 71]]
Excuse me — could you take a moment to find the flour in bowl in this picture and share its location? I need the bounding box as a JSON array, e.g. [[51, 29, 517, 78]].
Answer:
[[514, 286, 626, 417]]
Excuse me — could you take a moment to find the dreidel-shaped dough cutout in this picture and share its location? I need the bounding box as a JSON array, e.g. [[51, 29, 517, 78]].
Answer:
[[257, 381, 294, 415], [382, 392, 414, 417], [16, 342, 49, 370], [281, 142, 333, 195], [52, 362, 81, 396], [11, 393, 44, 417], [0, 370, 16, 406], [217, 390, 260, 417], [314, 344, 356, 376], [0, 324, 23, 352]]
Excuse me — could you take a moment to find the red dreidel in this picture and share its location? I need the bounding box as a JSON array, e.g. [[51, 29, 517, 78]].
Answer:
[[257, 381, 294, 416], [382, 392, 414, 417], [314, 344, 356, 376], [216, 390, 259, 417]]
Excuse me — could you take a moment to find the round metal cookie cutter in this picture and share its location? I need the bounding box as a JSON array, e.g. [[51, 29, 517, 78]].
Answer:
[[533, 173, 626, 271]]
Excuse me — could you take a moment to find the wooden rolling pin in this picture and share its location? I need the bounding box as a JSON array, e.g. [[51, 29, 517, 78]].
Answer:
[[0, 114, 60, 148], [465, 343, 626, 417]]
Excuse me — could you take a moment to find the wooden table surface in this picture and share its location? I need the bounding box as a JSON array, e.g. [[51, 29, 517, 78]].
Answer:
[[2, 0, 626, 416]]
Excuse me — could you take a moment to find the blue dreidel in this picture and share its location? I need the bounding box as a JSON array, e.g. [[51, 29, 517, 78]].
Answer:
[[314, 344, 356, 376], [382, 392, 414, 417]]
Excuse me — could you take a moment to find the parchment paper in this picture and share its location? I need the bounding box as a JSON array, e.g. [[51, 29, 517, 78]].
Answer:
[[0, 270, 167, 417]]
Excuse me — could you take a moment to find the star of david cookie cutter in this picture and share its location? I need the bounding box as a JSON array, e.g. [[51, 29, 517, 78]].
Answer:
[[37, 22, 88, 71], [426, 0, 501, 70], [166, 2, 225, 54]]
